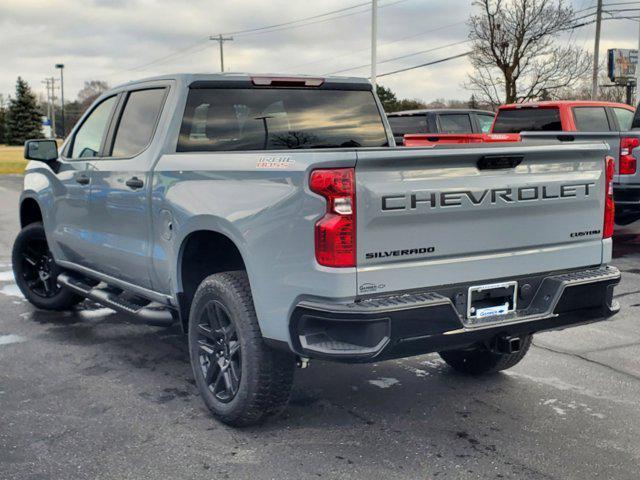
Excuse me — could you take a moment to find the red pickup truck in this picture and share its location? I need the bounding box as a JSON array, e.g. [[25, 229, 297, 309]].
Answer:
[[404, 101, 634, 146]]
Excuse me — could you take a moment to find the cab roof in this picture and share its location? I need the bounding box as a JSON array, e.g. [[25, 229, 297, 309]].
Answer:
[[387, 108, 495, 116], [112, 73, 372, 91], [499, 100, 635, 110]]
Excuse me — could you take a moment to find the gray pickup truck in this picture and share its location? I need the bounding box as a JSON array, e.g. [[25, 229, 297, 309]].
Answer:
[[14, 74, 620, 426]]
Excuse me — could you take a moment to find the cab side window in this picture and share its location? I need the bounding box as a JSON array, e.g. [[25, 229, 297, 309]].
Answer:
[[438, 114, 472, 133], [111, 88, 166, 157], [573, 107, 611, 132], [613, 107, 634, 131], [70, 96, 117, 159], [476, 114, 495, 133]]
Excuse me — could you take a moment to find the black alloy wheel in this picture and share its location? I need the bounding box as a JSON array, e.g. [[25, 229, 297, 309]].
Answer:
[[196, 300, 242, 403], [20, 237, 60, 298], [188, 271, 296, 427], [12, 222, 82, 310]]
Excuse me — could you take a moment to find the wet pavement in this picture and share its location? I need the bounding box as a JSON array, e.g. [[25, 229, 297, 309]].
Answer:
[[1, 174, 640, 479]]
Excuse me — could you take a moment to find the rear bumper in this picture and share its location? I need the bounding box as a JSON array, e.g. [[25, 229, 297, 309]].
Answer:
[[289, 266, 620, 362]]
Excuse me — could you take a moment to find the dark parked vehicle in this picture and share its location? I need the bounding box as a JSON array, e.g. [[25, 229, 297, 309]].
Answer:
[[387, 109, 495, 145]]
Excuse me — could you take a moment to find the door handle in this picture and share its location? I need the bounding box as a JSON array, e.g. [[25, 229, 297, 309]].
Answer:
[[76, 174, 90, 185], [125, 177, 144, 190]]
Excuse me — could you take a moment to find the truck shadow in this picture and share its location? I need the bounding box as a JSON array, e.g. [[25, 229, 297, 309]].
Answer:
[[28, 301, 527, 431], [613, 220, 640, 258], [23, 302, 630, 478]]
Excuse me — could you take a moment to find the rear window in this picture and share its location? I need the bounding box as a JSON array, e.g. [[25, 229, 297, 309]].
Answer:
[[573, 107, 611, 132], [387, 115, 429, 136], [177, 88, 388, 151], [438, 114, 472, 133], [492, 108, 562, 133]]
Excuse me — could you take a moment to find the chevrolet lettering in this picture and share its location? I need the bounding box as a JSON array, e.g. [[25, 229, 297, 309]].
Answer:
[[382, 183, 596, 211]]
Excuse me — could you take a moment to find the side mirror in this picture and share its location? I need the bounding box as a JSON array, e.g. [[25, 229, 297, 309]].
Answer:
[[24, 139, 58, 163]]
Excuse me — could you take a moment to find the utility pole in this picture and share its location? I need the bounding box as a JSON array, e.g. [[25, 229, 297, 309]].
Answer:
[[371, 0, 378, 88], [41, 78, 51, 125], [209, 34, 233, 72], [636, 20, 640, 105], [49, 77, 57, 138], [591, 0, 603, 99], [55, 64, 65, 137], [41, 77, 57, 138]]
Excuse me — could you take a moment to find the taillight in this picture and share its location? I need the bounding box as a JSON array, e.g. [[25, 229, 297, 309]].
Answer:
[[604, 156, 615, 239], [620, 137, 639, 175], [309, 168, 356, 267]]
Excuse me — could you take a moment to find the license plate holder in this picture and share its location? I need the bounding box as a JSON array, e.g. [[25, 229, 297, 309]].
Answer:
[[467, 281, 518, 321]]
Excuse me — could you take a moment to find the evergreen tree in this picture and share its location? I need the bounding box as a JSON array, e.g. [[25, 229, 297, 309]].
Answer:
[[4, 77, 43, 145], [376, 85, 399, 112], [0, 105, 5, 144], [468, 94, 479, 109]]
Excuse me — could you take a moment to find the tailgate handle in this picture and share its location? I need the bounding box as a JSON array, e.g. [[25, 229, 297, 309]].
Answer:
[[477, 155, 523, 170]]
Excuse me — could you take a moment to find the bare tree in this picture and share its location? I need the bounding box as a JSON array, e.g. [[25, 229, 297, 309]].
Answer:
[[77, 80, 110, 109], [555, 71, 628, 103], [467, 0, 591, 105]]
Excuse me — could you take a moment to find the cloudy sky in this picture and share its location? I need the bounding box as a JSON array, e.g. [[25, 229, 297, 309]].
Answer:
[[0, 0, 637, 105]]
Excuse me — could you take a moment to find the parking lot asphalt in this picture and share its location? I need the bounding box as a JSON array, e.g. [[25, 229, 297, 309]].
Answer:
[[1, 174, 639, 480]]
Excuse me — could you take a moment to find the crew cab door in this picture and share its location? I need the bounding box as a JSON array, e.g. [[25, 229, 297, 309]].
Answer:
[[87, 86, 168, 288], [49, 95, 119, 268]]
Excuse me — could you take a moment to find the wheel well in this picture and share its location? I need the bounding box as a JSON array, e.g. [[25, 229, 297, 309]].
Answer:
[[179, 230, 246, 331], [20, 198, 43, 227]]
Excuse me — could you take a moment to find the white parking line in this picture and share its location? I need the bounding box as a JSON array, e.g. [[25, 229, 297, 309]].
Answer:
[[0, 270, 14, 282], [0, 334, 26, 346], [0, 284, 23, 298]]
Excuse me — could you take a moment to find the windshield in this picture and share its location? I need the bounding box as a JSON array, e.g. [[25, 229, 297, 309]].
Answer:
[[492, 108, 562, 133], [177, 88, 388, 151]]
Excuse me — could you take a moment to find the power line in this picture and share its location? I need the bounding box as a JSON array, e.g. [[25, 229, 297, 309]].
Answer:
[[377, 51, 472, 78], [369, 5, 611, 81], [221, 2, 371, 36], [103, 38, 210, 76], [326, 39, 470, 75], [230, 0, 408, 38], [105, 0, 407, 76], [288, 20, 467, 71]]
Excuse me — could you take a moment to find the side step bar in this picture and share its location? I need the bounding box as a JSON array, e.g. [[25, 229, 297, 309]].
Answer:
[[57, 272, 176, 327]]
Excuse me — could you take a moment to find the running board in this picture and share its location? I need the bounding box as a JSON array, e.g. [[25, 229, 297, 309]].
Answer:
[[57, 272, 176, 327]]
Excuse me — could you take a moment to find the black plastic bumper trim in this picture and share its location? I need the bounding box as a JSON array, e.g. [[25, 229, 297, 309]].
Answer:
[[614, 184, 640, 206], [289, 266, 620, 363]]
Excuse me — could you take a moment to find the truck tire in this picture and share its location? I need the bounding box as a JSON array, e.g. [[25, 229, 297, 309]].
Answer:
[[12, 222, 83, 311], [439, 335, 532, 375], [188, 271, 296, 427]]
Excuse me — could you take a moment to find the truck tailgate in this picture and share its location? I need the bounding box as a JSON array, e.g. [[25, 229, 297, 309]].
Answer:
[[355, 142, 610, 295]]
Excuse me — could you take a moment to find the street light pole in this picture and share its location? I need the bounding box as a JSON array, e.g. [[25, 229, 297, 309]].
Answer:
[[371, 0, 378, 88], [55, 64, 65, 137]]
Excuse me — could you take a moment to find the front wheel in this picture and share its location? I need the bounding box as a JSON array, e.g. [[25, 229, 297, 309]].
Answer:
[[188, 271, 295, 427], [439, 335, 532, 375], [12, 222, 83, 310]]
